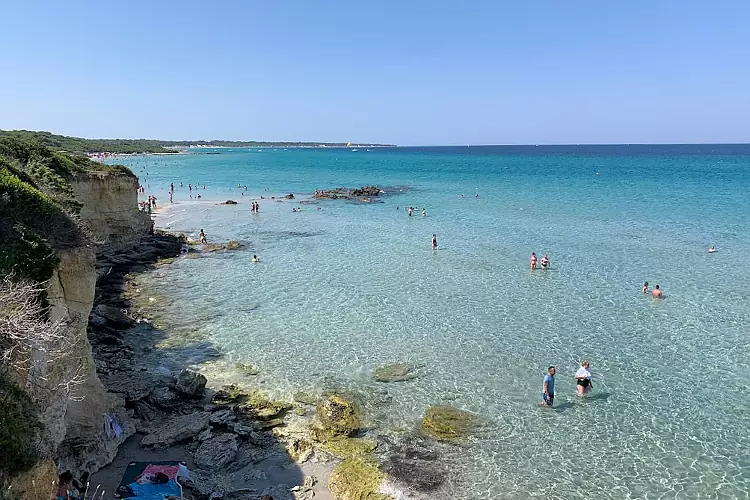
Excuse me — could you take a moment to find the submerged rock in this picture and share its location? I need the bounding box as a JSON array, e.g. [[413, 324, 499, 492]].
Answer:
[[420, 405, 478, 443], [235, 362, 260, 376], [322, 437, 378, 460], [328, 456, 388, 500], [310, 394, 361, 442], [194, 433, 240, 470], [373, 363, 420, 383], [293, 391, 318, 406], [174, 368, 207, 398], [222, 200, 238, 205]]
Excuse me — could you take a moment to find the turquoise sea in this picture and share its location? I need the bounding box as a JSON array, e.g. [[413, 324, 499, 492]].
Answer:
[[109, 146, 749, 499]]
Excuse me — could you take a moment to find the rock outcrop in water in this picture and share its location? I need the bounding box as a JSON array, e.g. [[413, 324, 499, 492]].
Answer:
[[420, 405, 479, 443], [314, 185, 383, 201]]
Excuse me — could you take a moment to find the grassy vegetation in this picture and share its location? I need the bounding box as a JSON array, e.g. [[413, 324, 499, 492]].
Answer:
[[0, 130, 395, 154], [0, 136, 136, 282]]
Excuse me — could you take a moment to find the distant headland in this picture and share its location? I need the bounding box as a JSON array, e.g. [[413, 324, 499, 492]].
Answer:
[[0, 130, 395, 155]]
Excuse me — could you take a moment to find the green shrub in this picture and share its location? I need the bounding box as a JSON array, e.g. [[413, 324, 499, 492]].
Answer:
[[0, 372, 40, 478]]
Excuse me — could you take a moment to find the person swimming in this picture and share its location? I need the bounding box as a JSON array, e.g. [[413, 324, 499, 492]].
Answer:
[[530, 252, 537, 270], [652, 284, 663, 298], [252, 255, 259, 263], [432, 234, 438, 250], [540, 253, 549, 269], [708, 246, 717, 253], [642, 281, 649, 294]]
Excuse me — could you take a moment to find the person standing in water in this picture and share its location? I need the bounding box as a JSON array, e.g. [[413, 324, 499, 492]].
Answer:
[[642, 282, 649, 294], [422, 208, 426, 217], [199, 229, 207, 244], [530, 252, 538, 270], [432, 234, 438, 250], [542, 366, 555, 406], [652, 284, 663, 298], [541, 253, 549, 269], [575, 360, 592, 396]]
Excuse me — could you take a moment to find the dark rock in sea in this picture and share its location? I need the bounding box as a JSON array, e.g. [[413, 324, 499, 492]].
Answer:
[[194, 433, 240, 470], [284, 193, 295, 199], [174, 368, 207, 398], [95, 304, 134, 329], [350, 185, 381, 197], [314, 185, 382, 201], [222, 200, 238, 205], [380, 435, 448, 494]]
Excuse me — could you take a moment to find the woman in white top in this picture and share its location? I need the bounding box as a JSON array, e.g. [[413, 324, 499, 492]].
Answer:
[[575, 360, 592, 396]]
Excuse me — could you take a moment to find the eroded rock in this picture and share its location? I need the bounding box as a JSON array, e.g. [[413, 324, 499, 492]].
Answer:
[[194, 433, 240, 470], [310, 394, 361, 442], [140, 411, 211, 447], [174, 369, 207, 398]]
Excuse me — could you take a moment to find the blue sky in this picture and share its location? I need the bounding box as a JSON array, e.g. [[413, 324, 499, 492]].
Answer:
[[1, 1, 748, 145]]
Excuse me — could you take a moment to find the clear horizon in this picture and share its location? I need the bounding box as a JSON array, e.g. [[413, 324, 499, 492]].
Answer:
[[1, 1, 749, 145]]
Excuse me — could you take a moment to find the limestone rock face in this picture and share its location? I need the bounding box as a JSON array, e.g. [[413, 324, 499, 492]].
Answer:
[[141, 411, 212, 447], [43, 247, 135, 474], [174, 369, 207, 398], [71, 172, 151, 251], [193, 433, 240, 470]]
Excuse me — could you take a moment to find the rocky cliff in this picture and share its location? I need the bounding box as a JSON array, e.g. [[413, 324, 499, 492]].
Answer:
[[72, 173, 152, 250], [7, 170, 146, 496]]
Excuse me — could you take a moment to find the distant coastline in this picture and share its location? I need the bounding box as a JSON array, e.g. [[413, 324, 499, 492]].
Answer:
[[0, 129, 395, 155]]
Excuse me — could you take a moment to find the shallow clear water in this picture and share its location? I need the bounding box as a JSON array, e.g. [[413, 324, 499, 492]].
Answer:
[[112, 146, 750, 499]]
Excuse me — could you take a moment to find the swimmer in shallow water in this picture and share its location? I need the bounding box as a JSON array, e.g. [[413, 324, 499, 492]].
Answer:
[[575, 360, 592, 396], [652, 284, 663, 298], [642, 281, 649, 294], [252, 255, 259, 263], [541, 253, 549, 269], [530, 252, 537, 270], [708, 246, 717, 253], [432, 234, 438, 250]]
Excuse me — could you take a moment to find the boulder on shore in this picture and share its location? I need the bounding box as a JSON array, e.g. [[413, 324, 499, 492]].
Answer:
[[94, 304, 134, 329], [310, 394, 361, 442], [194, 433, 240, 470], [140, 411, 211, 447], [174, 369, 207, 398]]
